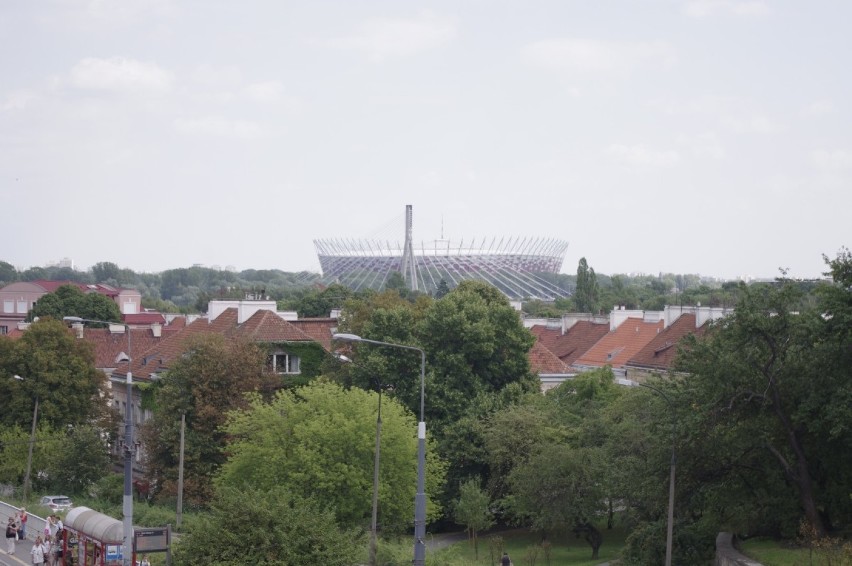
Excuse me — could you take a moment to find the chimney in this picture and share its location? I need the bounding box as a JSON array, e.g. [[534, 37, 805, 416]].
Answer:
[[72, 322, 84, 339], [151, 323, 162, 338]]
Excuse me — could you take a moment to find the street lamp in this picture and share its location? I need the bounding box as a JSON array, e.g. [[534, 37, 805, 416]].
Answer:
[[64, 316, 134, 566], [333, 333, 427, 566], [636, 382, 676, 566], [12, 375, 38, 502]]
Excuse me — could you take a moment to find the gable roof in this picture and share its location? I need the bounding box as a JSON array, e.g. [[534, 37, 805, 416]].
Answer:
[[626, 313, 707, 371], [83, 327, 170, 370], [123, 313, 166, 325], [531, 321, 611, 366], [230, 309, 314, 342], [289, 318, 337, 352], [573, 317, 664, 369], [528, 340, 570, 375]]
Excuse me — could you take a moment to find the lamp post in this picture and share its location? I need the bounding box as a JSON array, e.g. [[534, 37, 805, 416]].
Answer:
[[333, 333, 427, 566], [12, 375, 38, 502], [636, 382, 676, 566], [64, 316, 134, 566]]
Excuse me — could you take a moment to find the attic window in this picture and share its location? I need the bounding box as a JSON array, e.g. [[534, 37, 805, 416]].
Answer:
[[606, 346, 624, 361], [654, 342, 675, 356]]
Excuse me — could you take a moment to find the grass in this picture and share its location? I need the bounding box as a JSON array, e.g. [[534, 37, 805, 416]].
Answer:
[[434, 525, 627, 565], [739, 537, 852, 566]]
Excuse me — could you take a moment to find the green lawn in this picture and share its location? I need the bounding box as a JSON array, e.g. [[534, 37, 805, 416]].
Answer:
[[739, 537, 852, 566], [433, 525, 627, 566]]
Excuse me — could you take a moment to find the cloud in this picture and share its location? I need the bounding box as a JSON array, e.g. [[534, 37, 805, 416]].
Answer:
[[607, 144, 680, 167], [241, 81, 285, 103], [1, 90, 38, 111], [683, 0, 771, 18], [320, 11, 456, 62], [174, 116, 262, 140], [676, 132, 726, 159], [801, 100, 835, 117], [70, 57, 173, 93], [722, 115, 785, 134], [811, 149, 852, 171], [521, 38, 677, 74]]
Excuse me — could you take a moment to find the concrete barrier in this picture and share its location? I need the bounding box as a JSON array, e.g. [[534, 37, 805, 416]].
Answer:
[[716, 532, 763, 566], [1, 501, 49, 542]]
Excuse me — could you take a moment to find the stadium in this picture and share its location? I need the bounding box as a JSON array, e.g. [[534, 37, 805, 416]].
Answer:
[[313, 206, 570, 300]]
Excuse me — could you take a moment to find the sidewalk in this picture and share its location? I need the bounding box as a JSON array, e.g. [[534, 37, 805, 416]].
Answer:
[[1, 534, 34, 566]]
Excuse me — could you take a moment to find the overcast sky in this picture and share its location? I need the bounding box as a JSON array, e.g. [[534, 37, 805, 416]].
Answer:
[[2, 1, 850, 280]]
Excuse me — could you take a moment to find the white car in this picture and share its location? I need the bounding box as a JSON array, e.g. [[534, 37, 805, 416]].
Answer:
[[39, 495, 73, 511]]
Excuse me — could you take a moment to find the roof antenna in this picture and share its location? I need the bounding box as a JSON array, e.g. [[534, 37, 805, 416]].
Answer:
[[441, 215, 444, 240]]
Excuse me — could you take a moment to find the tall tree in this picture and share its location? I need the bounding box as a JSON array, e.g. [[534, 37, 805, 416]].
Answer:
[[676, 277, 842, 536], [0, 318, 108, 429], [575, 257, 600, 313], [142, 334, 276, 505], [453, 478, 495, 560], [28, 284, 121, 323]]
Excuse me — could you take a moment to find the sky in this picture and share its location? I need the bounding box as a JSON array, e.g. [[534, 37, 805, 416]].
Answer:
[[2, 0, 850, 281]]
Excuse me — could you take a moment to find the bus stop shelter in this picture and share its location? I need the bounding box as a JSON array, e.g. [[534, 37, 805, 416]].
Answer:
[[62, 506, 128, 566]]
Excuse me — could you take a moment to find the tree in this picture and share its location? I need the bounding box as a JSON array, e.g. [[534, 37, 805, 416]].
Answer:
[[173, 485, 362, 566], [0, 260, 17, 284], [91, 261, 121, 283], [435, 279, 450, 299], [575, 258, 600, 313], [454, 478, 494, 560], [0, 318, 108, 429], [46, 425, 111, 494], [676, 276, 846, 537], [28, 284, 121, 323], [142, 335, 276, 505], [216, 381, 447, 530]]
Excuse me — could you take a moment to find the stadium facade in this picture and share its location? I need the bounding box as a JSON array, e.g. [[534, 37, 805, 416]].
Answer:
[[314, 206, 570, 300]]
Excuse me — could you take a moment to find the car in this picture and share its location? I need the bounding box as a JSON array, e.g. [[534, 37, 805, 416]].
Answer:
[[39, 495, 73, 511]]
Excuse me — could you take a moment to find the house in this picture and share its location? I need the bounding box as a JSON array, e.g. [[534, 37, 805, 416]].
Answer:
[[528, 340, 575, 392], [0, 280, 142, 334], [572, 309, 665, 377]]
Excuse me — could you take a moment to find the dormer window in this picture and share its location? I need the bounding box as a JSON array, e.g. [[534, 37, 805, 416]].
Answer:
[[268, 352, 300, 374]]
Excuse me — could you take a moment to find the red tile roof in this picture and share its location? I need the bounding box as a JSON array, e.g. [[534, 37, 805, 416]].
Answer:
[[230, 310, 314, 342], [82, 327, 169, 369], [30, 280, 122, 297], [574, 317, 665, 369], [626, 313, 706, 371], [531, 321, 611, 366], [528, 341, 569, 375], [123, 313, 166, 325], [289, 318, 337, 352]]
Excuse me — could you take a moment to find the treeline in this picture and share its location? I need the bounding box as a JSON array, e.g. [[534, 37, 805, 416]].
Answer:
[[1, 258, 765, 317]]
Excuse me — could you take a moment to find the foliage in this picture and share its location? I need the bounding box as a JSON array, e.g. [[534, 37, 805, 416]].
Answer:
[[173, 485, 363, 566], [45, 424, 111, 494], [0, 425, 63, 490], [0, 318, 109, 429], [0, 260, 17, 284], [575, 257, 600, 313], [217, 381, 447, 531], [27, 284, 122, 323], [141, 334, 277, 506], [453, 477, 494, 559]]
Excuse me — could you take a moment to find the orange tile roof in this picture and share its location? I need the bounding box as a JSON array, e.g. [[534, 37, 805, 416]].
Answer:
[[574, 317, 664, 369], [626, 313, 706, 371], [82, 328, 168, 369], [531, 321, 611, 365], [528, 341, 569, 375]]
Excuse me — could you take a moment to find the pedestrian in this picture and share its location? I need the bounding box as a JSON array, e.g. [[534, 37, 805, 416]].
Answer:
[[501, 551, 512, 566], [13, 512, 22, 540], [5, 517, 16, 555], [19, 507, 28, 540], [139, 554, 151, 566], [30, 535, 46, 565], [42, 535, 53, 566], [48, 514, 61, 540]]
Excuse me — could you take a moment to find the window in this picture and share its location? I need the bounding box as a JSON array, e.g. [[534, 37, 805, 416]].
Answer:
[[17, 301, 27, 313], [0, 326, 7, 335], [268, 352, 300, 374], [3, 300, 12, 313]]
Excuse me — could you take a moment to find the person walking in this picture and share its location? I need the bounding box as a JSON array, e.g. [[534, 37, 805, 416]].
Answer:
[[501, 551, 512, 566], [30, 535, 47, 565], [5, 517, 17, 555]]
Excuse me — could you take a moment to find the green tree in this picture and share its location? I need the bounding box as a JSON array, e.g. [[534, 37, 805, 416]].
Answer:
[[142, 335, 276, 505], [28, 284, 121, 323], [575, 258, 600, 313], [676, 275, 847, 537], [454, 478, 495, 559], [217, 381, 447, 530], [434, 279, 450, 299], [0, 260, 17, 284], [0, 319, 108, 429], [91, 261, 121, 283], [173, 485, 362, 566], [46, 425, 111, 494]]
